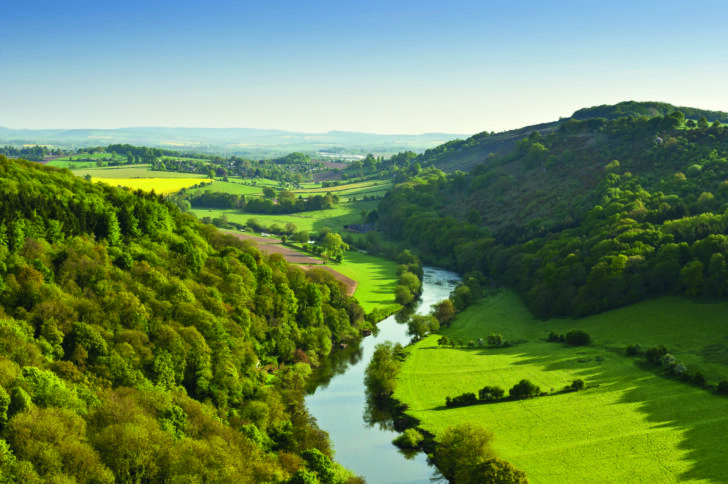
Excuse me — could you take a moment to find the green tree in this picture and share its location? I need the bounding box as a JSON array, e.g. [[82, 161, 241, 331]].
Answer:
[[430, 423, 495, 483], [321, 232, 348, 261], [364, 342, 402, 399]]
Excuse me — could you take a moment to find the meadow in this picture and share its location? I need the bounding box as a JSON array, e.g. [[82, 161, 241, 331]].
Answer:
[[395, 291, 728, 483], [334, 250, 400, 314], [191, 197, 379, 234]]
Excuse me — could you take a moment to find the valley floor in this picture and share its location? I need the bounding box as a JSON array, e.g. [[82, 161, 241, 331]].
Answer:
[[394, 291, 728, 483]]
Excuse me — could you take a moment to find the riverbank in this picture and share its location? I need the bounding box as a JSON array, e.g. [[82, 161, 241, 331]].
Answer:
[[306, 267, 461, 484]]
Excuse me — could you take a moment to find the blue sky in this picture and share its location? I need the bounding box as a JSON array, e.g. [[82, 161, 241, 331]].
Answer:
[[2, 0, 727, 134]]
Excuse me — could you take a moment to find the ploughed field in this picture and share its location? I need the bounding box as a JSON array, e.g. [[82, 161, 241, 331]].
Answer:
[[395, 291, 728, 483]]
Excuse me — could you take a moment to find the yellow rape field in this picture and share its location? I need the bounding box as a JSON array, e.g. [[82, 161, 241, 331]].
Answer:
[[93, 177, 208, 194]]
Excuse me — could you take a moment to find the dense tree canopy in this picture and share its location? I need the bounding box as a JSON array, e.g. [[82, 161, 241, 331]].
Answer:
[[0, 156, 365, 482]]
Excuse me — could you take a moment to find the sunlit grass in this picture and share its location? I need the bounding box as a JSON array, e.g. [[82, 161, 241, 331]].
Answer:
[[395, 291, 728, 483]]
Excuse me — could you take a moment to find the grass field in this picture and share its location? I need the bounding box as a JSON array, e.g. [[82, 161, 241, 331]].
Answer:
[[191, 198, 379, 234], [334, 251, 400, 314], [94, 177, 209, 194], [395, 291, 728, 483]]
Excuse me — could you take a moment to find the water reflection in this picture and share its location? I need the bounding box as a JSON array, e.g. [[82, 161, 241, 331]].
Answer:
[[305, 267, 461, 484]]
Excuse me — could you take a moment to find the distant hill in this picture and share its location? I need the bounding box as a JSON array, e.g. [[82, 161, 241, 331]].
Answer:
[[376, 101, 728, 318], [411, 101, 728, 173], [0, 126, 464, 159]]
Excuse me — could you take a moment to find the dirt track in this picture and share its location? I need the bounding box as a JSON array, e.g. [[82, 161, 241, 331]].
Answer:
[[223, 231, 358, 296]]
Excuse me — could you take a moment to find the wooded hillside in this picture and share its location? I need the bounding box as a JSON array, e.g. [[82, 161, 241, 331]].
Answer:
[[0, 156, 363, 483]]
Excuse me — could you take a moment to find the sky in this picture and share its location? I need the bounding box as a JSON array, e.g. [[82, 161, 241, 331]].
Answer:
[[2, 0, 728, 135]]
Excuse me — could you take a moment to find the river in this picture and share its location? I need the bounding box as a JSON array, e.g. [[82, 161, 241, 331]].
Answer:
[[305, 267, 461, 484]]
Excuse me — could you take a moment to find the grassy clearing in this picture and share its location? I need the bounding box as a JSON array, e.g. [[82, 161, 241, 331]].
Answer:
[[94, 177, 209, 194], [333, 251, 400, 314], [395, 291, 728, 483]]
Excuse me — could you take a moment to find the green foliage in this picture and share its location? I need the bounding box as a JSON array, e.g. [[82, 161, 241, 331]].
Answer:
[[430, 423, 496, 483], [0, 156, 364, 482], [392, 428, 424, 449], [478, 385, 505, 401], [564, 330, 591, 346], [508, 379, 540, 400], [364, 342, 403, 399]]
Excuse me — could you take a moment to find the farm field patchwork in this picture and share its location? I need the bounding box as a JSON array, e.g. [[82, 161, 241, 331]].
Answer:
[[395, 291, 728, 483], [72, 165, 206, 178]]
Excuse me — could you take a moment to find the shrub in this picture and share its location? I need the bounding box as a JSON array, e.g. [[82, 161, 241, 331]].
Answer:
[[661, 354, 677, 368], [645, 345, 668, 364], [565, 330, 591, 346], [569, 379, 585, 391], [509, 379, 540, 400], [446, 392, 478, 408], [478, 386, 505, 402], [718, 380, 728, 395], [626, 344, 642, 356], [673, 363, 687, 376], [467, 340, 475, 348], [692, 371, 706, 387], [547, 331, 560, 342], [486, 333, 503, 347]]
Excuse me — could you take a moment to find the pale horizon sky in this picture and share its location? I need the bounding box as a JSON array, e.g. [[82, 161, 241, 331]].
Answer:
[[2, 0, 728, 135]]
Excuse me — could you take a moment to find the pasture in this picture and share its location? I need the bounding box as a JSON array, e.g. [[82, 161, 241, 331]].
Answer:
[[335, 251, 400, 314], [395, 291, 728, 483]]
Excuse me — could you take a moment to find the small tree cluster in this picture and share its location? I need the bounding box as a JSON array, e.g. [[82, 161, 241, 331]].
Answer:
[[547, 329, 591, 346], [445, 392, 478, 408]]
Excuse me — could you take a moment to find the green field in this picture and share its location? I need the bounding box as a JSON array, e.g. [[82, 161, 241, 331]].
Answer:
[[191, 198, 379, 234], [395, 291, 728, 483], [335, 251, 400, 314]]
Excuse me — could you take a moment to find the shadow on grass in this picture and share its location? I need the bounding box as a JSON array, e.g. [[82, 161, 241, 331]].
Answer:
[[461, 342, 728, 482]]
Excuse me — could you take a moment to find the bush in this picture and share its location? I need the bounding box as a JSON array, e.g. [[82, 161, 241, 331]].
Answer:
[[565, 330, 591, 346], [569, 379, 585, 391], [626, 344, 642, 356], [486, 333, 503, 347], [392, 428, 424, 449], [692, 371, 706, 387], [509, 379, 540, 400], [446, 392, 478, 408], [478, 386, 505, 402], [718, 380, 728, 395], [673, 363, 687, 377], [547, 331, 560, 342], [645, 345, 668, 364]]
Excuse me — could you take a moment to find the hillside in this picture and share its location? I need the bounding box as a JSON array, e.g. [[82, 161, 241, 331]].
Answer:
[[376, 103, 728, 318], [0, 156, 365, 483], [410, 100, 728, 173]]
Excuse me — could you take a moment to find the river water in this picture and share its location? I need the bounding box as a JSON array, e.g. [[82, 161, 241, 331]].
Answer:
[[305, 267, 461, 484]]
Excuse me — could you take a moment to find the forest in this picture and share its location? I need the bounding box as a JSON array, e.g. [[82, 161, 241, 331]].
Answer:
[[0, 156, 366, 483], [377, 111, 728, 318]]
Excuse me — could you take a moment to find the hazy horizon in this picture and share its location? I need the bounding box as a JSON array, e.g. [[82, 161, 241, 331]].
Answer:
[[3, 0, 728, 135]]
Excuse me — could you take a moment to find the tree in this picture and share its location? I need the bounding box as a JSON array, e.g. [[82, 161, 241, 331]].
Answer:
[[478, 385, 504, 401], [364, 342, 402, 399], [509, 379, 540, 399], [263, 186, 276, 198], [433, 299, 456, 326], [321, 232, 348, 261], [464, 458, 529, 484], [698, 116, 709, 129], [430, 423, 495, 483], [564, 330, 591, 346], [407, 314, 439, 340]]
